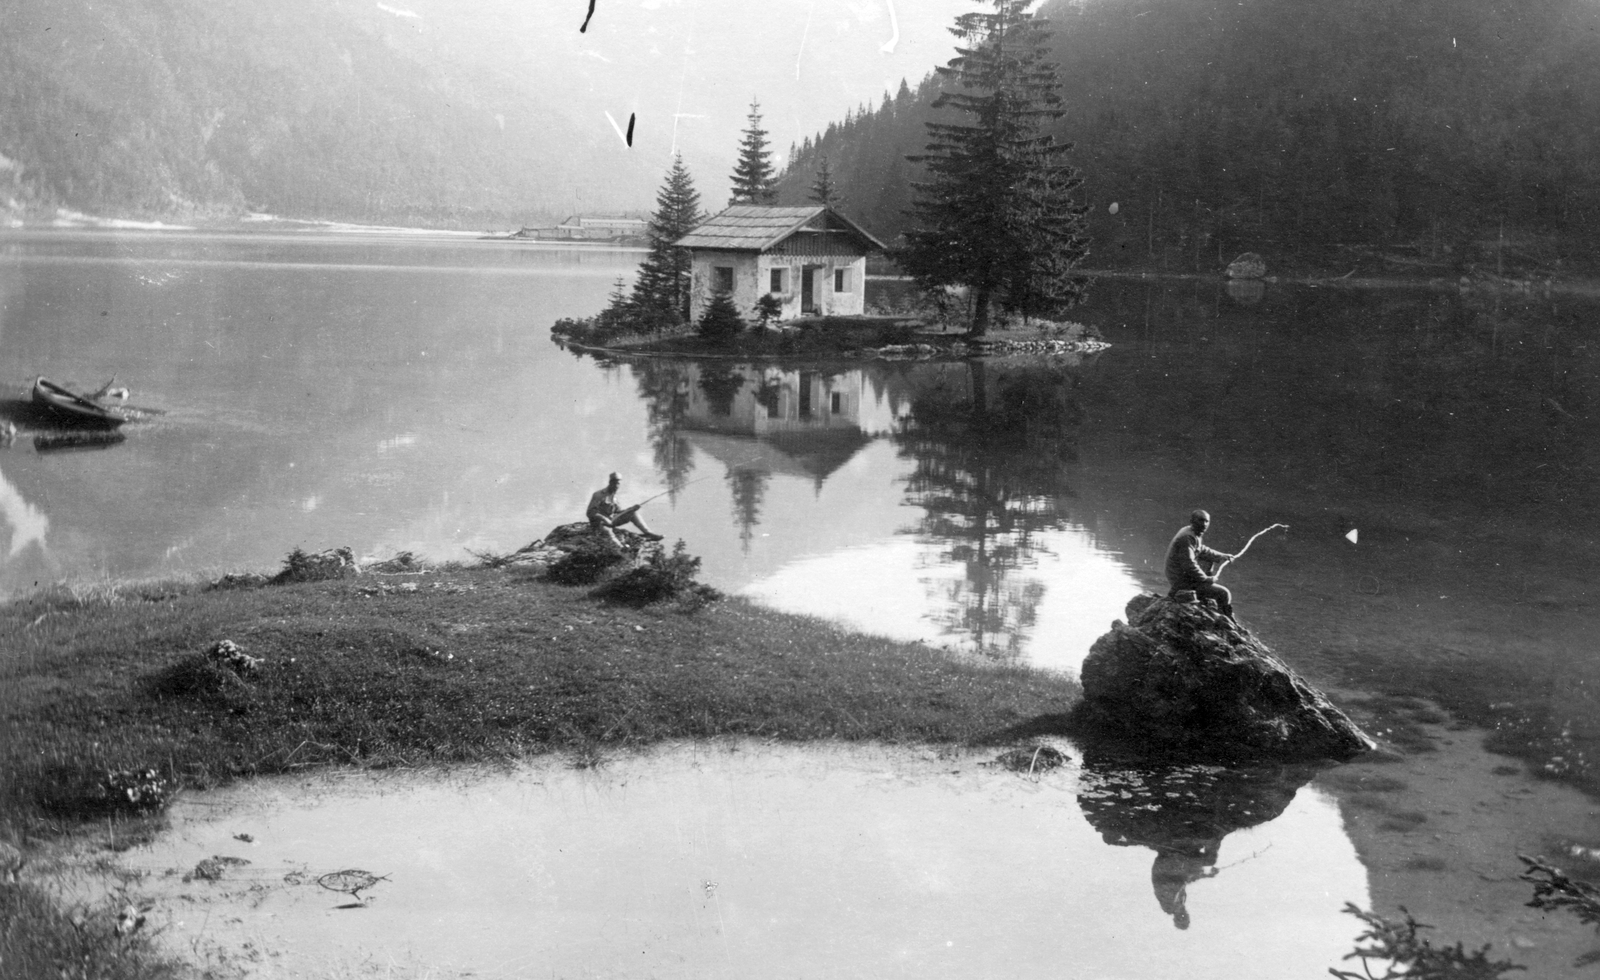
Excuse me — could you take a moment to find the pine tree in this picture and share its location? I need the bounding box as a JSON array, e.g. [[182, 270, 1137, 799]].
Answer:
[[809, 155, 842, 207], [697, 291, 745, 341], [894, 77, 914, 112], [729, 99, 777, 205], [631, 154, 704, 328], [897, 0, 1089, 337]]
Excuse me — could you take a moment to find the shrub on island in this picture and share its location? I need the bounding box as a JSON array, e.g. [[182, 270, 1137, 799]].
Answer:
[[697, 291, 745, 342]]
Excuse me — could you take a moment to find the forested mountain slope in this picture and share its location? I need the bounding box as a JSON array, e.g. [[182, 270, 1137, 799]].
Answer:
[[0, 0, 652, 226], [0, 0, 980, 229], [776, 0, 1600, 275]]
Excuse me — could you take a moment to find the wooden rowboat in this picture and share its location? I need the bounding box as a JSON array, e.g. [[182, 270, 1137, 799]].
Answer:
[[32, 376, 126, 427]]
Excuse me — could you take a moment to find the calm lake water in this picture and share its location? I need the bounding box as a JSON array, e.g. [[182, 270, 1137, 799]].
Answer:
[[9, 231, 1600, 972], [108, 743, 1371, 980]]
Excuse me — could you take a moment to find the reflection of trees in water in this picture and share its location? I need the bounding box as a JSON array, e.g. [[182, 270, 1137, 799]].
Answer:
[[1084, 280, 1600, 520], [726, 463, 769, 553], [894, 358, 1083, 659], [1075, 757, 1317, 930], [628, 361, 696, 502], [696, 364, 744, 417]]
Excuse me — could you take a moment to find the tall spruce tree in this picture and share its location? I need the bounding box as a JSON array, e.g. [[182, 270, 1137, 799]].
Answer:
[[631, 154, 704, 328], [729, 99, 777, 205], [808, 155, 842, 207], [897, 0, 1088, 336]]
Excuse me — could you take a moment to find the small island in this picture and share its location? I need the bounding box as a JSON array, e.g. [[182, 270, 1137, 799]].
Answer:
[[550, 87, 1101, 362], [551, 202, 1107, 360]]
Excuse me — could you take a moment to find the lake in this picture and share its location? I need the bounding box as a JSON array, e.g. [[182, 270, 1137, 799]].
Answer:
[[7, 231, 1600, 973]]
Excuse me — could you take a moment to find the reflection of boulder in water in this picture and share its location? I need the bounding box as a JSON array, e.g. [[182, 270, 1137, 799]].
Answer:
[[1077, 757, 1318, 930], [1226, 279, 1266, 305], [1076, 594, 1374, 763]]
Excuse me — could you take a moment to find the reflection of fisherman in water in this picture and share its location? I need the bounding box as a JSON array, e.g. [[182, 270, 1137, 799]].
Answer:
[[1150, 839, 1221, 930], [1075, 754, 1315, 930]]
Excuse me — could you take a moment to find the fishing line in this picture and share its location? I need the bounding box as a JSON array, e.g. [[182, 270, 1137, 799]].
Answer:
[[623, 454, 766, 512]]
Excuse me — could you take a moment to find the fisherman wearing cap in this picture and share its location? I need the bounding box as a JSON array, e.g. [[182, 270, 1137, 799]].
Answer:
[[586, 472, 664, 547]]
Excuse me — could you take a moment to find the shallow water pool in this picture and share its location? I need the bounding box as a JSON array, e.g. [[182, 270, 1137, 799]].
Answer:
[[102, 742, 1370, 979]]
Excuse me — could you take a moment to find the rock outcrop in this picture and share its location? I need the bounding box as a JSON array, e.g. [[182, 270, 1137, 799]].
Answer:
[[1076, 593, 1374, 762], [517, 522, 654, 563], [511, 522, 659, 584]]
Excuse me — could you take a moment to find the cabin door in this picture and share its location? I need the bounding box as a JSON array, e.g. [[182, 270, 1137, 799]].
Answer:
[[800, 267, 817, 314]]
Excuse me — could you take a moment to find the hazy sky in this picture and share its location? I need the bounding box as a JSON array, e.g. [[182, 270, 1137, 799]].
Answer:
[[381, 0, 980, 205]]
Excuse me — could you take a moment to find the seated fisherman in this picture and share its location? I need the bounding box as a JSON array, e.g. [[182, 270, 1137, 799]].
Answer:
[[1165, 509, 1236, 617], [586, 472, 663, 546]]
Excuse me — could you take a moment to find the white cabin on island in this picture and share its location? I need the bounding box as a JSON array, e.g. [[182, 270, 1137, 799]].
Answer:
[[674, 205, 885, 324]]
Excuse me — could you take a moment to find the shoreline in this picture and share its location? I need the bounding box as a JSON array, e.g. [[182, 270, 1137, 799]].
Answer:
[[2, 559, 1081, 830], [8, 560, 1600, 978]]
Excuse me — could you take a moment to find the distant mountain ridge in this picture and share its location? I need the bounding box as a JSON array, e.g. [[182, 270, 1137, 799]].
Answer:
[[0, 0, 979, 229], [0, 0, 671, 226], [775, 0, 1600, 276]]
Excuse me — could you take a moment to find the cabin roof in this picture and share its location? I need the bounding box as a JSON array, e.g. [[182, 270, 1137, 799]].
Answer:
[[674, 205, 885, 253]]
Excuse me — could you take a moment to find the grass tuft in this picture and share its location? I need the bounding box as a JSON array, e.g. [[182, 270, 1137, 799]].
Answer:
[[593, 540, 723, 608], [269, 546, 358, 584], [546, 548, 624, 585], [0, 881, 181, 980]]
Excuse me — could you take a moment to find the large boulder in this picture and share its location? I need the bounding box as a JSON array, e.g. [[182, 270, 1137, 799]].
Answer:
[[514, 522, 658, 584], [1076, 594, 1374, 762], [522, 522, 653, 561], [1225, 252, 1267, 279]]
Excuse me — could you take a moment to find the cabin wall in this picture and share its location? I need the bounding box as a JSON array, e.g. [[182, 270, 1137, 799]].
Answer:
[[754, 254, 868, 321], [687, 250, 762, 323], [687, 252, 869, 324]]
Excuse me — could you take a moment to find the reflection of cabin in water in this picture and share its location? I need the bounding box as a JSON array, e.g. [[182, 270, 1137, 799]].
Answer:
[[680, 364, 906, 486], [675, 205, 885, 323]]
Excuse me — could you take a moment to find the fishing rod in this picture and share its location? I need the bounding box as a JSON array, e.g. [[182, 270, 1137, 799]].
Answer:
[[1212, 522, 1290, 581], [617, 455, 766, 515]]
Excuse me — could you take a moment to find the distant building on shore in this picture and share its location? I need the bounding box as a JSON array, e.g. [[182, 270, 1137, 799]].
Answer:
[[511, 215, 647, 243], [674, 205, 884, 323], [554, 215, 647, 241]]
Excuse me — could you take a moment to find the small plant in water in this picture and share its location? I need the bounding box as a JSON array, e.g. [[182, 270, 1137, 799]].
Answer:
[[1329, 903, 1524, 979]]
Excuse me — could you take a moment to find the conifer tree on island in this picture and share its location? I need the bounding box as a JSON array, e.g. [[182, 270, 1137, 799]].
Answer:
[[809, 155, 842, 207], [897, 0, 1089, 337], [729, 99, 777, 205], [631, 154, 704, 329]]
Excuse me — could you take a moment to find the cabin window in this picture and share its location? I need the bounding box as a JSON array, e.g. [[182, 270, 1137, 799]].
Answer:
[[770, 268, 786, 294], [830, 391, 842, 414], [834, 268, 850, 292], [714, 266, 735, 293]]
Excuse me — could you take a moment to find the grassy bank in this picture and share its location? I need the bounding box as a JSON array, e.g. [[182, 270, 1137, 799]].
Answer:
[[1, 565, 1078, 837], [1, 562, 1077, 976]]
